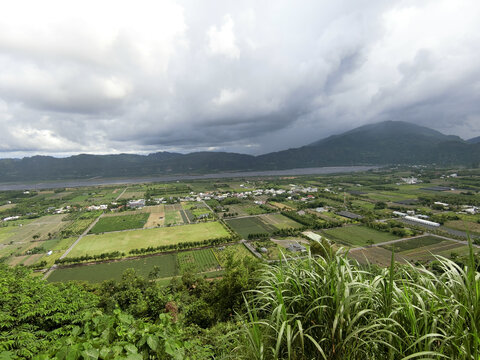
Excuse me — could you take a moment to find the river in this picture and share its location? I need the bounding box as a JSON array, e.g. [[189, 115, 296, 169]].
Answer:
[[0, 166, 378, 191]]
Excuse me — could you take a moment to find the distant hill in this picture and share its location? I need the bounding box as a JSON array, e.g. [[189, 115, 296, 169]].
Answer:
[[256, 121, 477, 168], [467, 136, 480, 144], [0, 121, 478, 182]]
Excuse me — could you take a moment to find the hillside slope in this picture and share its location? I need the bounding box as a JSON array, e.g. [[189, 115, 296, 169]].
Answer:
[[0, 121, 478, 182]]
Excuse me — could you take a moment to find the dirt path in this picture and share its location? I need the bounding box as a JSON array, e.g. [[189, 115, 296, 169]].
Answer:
[[115, 187, 128, 201], [240, 239, 263, 259]]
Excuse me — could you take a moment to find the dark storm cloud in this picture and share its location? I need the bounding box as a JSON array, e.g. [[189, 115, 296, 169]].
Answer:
[[0, 0, 479, 158]]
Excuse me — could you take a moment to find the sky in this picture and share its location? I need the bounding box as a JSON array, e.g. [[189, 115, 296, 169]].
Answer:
[[0, 0, 479, 158]]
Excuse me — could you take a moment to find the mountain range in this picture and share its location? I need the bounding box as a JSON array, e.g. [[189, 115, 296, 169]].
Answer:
[[0, 121, 479, 182]]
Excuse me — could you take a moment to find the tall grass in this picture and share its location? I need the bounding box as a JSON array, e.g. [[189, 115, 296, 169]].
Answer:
[[234, 240, 479, 359]]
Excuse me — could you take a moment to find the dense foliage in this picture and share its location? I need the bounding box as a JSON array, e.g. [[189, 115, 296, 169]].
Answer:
[[0, 253, 260, 359], [234, 242, 480, 359], [2, 240, 480, 359]]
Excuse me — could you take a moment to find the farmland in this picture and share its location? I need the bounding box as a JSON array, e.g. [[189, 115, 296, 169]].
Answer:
[[182, 202, 212, 219], [225, 216, 275, 238], [117, 186, 145, 200], [177, 248, 219, 272], [49, 248, 223, 283], [164, 204, 185, 225], [89, 213, 150, 234], [67, 221, 229, 258], [263, 214, 304, 229], [0, 166, 479, 273], [143, 205, 165, 227], [321, 225, 400, 247], [226, 203, 271, 216], [349, 235, 478, 266], [444, 219, 480, 235], [225, 214, 303, 238], [0, 215, 68, 259], [48, 253, 178, 283], [381, 235, 476, 262], [381, 235, 444, 252], [145, 183, 191, 197]]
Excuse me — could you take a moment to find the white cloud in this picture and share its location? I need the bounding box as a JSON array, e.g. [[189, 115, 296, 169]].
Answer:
[[0, 0, 479, 157], [212, 88, 244, 106], [207, 14, 240, 59]]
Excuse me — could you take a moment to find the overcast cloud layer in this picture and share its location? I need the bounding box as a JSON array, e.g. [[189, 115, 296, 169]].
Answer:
[[1, 0, 479, 158]]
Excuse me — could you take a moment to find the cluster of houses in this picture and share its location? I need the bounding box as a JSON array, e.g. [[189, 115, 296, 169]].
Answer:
[[288, 185, 318, 193], [86, 204, 108, 211]]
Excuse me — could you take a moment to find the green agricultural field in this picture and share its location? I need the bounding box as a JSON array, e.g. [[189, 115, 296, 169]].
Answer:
[[48, 253, 178, 283], [225, 217, 276, 238], [349, 246, 400, 267], [381, 235, 444, 253], [8, 215, 67, 242], [177, 248, 219, 273], [262, 214, 304, 229], [61, 219, 95, 237], [146, 184, 191, 197], [380, 235, 473, 263], [322, 225, 399, 247], [164, 204, 185, 225], [89, 213, 149, 234], [225, 214, 302, 238], [0, 215, 68, 263], [0, 225, 18, 244], [351, 200, 375, 210], [444, 219, 480, 235], [364, 192, 414, 202], [181, 202, 212, 219], [350, 235, 476, 266], [244, 206, 269, 215], [51, 237, 77, 251], [0, 203, 16, 211], [67, 221, 229, 258]]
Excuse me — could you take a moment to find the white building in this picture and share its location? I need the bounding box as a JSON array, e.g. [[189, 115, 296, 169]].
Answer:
[[404, 216, 440, 227]]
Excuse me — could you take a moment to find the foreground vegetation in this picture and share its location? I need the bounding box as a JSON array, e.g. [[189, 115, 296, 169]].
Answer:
[[1, 239, 479, 359], [237, 242, 480, 359], [1, 166, 480, 358]]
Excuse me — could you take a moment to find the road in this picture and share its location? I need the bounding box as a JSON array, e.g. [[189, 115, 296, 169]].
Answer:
[[240, 239, 264, 260], [43, 212, 104, 279], [115, 187, 128, 201]]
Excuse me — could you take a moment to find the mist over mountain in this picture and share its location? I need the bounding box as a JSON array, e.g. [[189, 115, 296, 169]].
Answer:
[[467, 136, 480, 144], [0, 121, 478, 183]]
